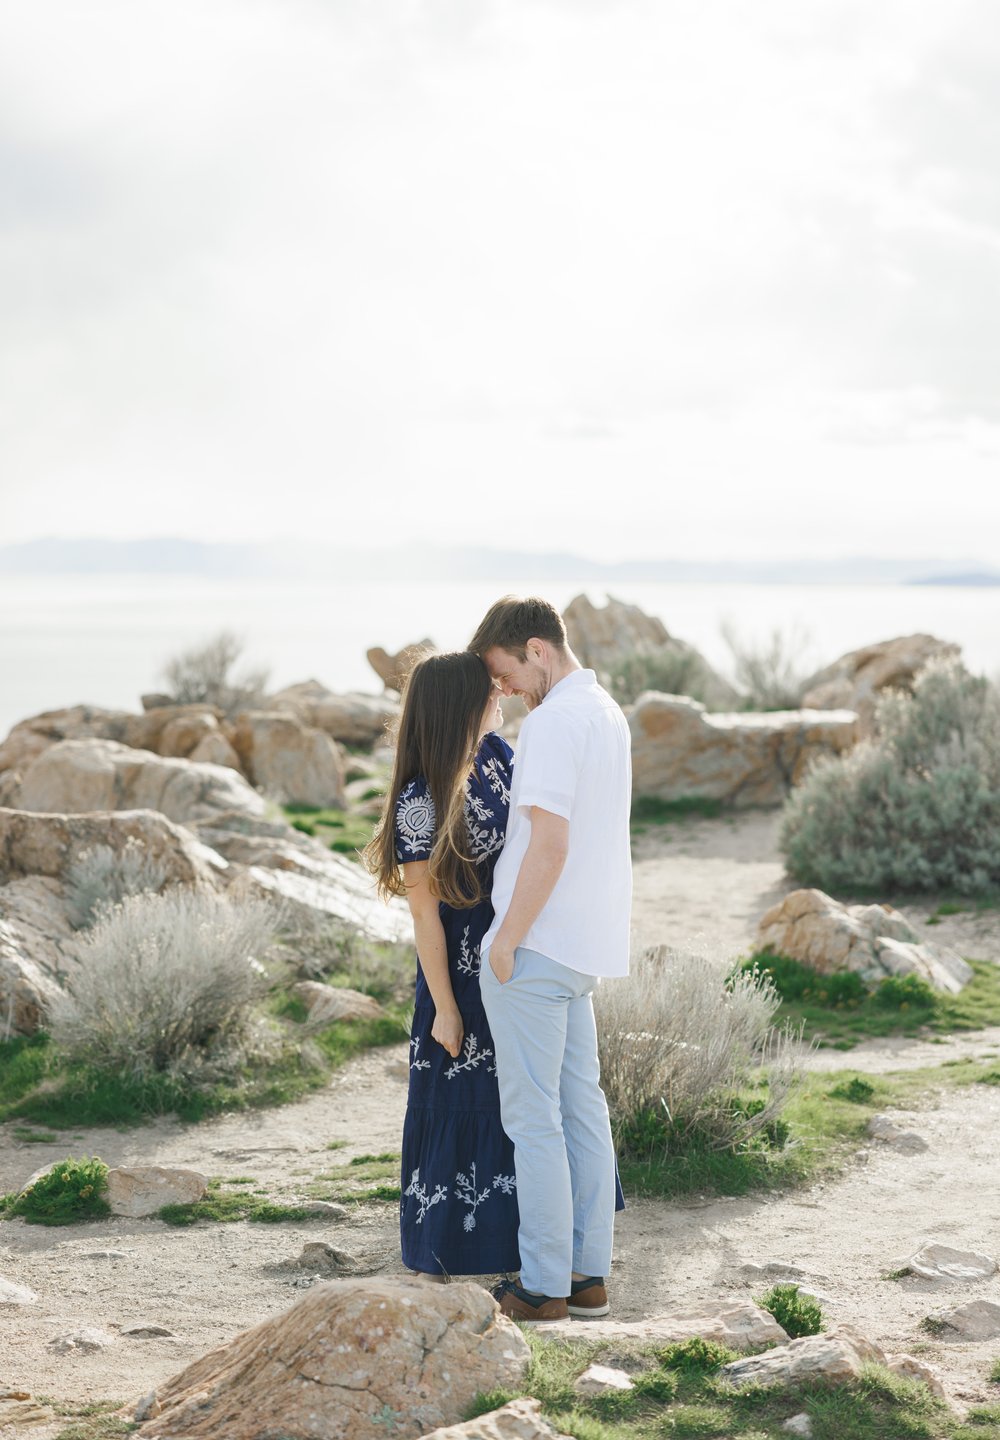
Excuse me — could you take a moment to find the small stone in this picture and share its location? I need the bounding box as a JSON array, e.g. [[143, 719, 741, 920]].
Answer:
[[106, 1164, 208, 1218], [0, 1276, 39, 1305], [415, 1397, 573, 1439], [292, 981, 384, 1023], [295, 1241, 359, 1272], [720, 1325, 885, 1388], [0, 1397, 57, 1427], [300, 1201, 349, 1218], [123, 1323, 176, 1338], [867, 1116, 929, 1152], [49, 1326, 116, 1354], [134, 1391, 162, 1422], [782, 1415, 813, 1438], [80, 1249, 131, 1260], [897, 1244, 997, 1283], [924, 1300, 1000, 1340], [886, 1354, 945, 1397], [574, 1364, 635, 1396]]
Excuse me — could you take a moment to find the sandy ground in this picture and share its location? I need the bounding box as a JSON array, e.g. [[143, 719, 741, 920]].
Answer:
[[4, 812, 1000, 1423]]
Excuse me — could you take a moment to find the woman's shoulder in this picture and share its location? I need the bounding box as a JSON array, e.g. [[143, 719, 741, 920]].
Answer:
[[480, 730, 514, 767]]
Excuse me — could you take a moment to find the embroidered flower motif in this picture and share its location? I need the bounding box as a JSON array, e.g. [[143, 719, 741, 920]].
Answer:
[[454, 1162, 491, 1231], [445, 1033, 494, 1080], [456, 925, 481, 976], [396, 787, 436, 855], [409, 1037, 431, 1071], [404, 1169, 447, 1223], [482, 755, 511, 805], [492, 1173, 517, 1195]]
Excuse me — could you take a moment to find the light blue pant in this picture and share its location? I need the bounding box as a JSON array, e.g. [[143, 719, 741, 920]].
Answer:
[[479, 946, 616, 1297]]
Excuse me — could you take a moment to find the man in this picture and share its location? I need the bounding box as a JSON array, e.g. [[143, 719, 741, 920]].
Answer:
[[470, 595, 632, 1322]]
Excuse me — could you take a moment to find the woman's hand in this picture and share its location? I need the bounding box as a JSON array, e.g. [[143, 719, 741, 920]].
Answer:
[[431, 1005, 464, 1058]]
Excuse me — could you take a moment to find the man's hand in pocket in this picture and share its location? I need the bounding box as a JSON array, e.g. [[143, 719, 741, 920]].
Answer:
[[488, 943, 516, 985]]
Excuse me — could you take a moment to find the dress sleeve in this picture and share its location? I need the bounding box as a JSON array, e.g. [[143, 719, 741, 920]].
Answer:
[[394, 778, 436, 863]]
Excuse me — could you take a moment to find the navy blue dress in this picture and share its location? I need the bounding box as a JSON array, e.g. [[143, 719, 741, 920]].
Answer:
[[394, 731, 520, 1275]]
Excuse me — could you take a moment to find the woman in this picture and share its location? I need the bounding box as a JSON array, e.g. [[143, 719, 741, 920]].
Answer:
[[364, 650, 518, 1277]]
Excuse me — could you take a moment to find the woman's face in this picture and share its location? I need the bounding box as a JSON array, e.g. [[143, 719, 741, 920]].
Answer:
[[480, 692, 503, 735]]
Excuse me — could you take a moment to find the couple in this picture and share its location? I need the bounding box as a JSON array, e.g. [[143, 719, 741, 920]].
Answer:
[[365, 596, 632, 1322]]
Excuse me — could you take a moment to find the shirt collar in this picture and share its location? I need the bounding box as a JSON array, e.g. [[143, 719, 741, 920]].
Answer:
[[542, 668, 595, 703]]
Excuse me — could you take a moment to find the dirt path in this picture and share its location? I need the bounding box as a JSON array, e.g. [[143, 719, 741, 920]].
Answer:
[[4, 812, 1000, 1417]]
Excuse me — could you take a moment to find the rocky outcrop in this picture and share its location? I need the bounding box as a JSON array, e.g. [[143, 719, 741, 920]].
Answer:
[[1, 879, 79, 1036], [564, 594, 739, 708], [801, 634, 961, 734], [756, 888, 973, 993], [231, 712, 346, 809], [269, 681, 398, 747], [629, 697, 859, 808], [366, 640, 435, 693], [0, 704, 225, 780], [132, 1277, 530, 1439], [0, 739, 266, 824]]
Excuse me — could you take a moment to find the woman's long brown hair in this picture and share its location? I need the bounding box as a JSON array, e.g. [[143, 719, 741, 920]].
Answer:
[[363, 650, 493, 908]]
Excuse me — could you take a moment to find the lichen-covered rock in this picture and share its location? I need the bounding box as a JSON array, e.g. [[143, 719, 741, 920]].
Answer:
[[630, 696, 859, 808], [106, 1166, 208, 1218], [418, 1399, 574, 1440], [801, 634, 961, 734], [133, 1277, 530, 1440], [756, 888, 972, 993], [542, 1302, 786, 1350], [3, 739, 265, 823], [231, 712, 346, 809]]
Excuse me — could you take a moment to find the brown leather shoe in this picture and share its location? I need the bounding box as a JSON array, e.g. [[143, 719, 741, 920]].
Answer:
[[492, 1279, 569, 1322], [567, 1277, 609, 1317]]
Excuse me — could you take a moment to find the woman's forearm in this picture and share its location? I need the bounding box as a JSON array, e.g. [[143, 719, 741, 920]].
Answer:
[[412, 911, 459, 1017]]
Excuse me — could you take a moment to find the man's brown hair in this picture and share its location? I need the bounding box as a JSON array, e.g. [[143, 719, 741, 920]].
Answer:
[[468, 595, 568, 661]]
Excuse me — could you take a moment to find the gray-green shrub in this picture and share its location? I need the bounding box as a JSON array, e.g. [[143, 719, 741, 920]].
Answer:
[[608, 647, 716, 706], [49, 890, 275, 1081], [720, 619, 812, 710], [781, 657, 1000, 895], [593, 944, 802, 1150], [161, 630, 269, 718], [65, 837, 170, 928]]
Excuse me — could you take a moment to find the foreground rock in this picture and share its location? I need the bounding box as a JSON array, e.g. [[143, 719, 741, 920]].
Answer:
[[132, 1277, 530, 1439], [0, 1277, 39, 1305], [756, 888, 973, 993], [564, 594, 739, 708], [1, 739, 266, 823], [867, 1116, 929, 1153], [367, 640, 435, 693], [270, 681, 398, 747], [419, 1399, 573, 1439], [720, 1324, 878, 1387], [801, 634, 961, 735], [106, 1166, 209, 1218], [896, 1244, 997, 1283], [543, 1301, 786, 1350], [293, 981, 385, 1023], [231, 711, 346, 809], [629, 696, 859, 808]]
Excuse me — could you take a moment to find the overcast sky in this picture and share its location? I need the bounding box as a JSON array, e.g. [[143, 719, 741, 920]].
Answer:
[[2, 0, 998, 563]]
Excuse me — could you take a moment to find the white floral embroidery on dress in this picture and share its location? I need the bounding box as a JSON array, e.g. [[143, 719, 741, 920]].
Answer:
[[482, 755, 511, 805], [454, 1161, 491, 1231], [444, 1032, 494, 1080], [456, 925, 481, 976], [396, 786, 436, 856], [409, 1036, 431, 1071], [492, 1173, 517, 1195], [404, 1169, 448, 1223]]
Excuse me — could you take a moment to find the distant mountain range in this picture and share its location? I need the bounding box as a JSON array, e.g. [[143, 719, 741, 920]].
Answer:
[[1, 538, 998, 585]]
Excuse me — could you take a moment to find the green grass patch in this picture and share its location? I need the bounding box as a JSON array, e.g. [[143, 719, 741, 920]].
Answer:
[[745, 953, 1000, 1048], [42, 1398, 136, 1440], [4, 1156, 110, 1226], [631, 795, 724, 831], [11, 1124, 63, 1143], [281, 805, 377, 859], [0, 1012, 407, 1131], [307, 1152, 401, 1204], [463, 1335, 960, 1440], [159, 1177, 315, 1226], [989, 1357, 1000, 1384]]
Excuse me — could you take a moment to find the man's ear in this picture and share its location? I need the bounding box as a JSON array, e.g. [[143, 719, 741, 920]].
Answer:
[[526, 637, 545, 662]]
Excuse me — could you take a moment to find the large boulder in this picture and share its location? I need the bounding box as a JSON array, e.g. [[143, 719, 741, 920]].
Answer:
[[269, 681, 398, 748], [629, 696, 859, 808], [131, 1277, 530, 1439], [366, 639, 435, 694], [0, 887, 70, 1035], [756, 888, 973, 993], [564, 594, 739, 708], [801, 634, 961, 735], [231, 712, 346, 809], [1, 739, 266, 824], [0, 704, 224, 778]]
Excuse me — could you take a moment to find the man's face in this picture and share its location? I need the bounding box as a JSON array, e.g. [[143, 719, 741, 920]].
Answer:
[[482, 644, 550, 711]]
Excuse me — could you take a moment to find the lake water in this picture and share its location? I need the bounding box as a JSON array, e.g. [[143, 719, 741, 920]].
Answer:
[[1, 574, 998, 739]]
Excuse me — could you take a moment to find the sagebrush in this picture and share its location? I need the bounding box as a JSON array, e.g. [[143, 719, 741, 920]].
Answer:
[[65, 837, 170, 928], [608, 647, 717, 707], [48, 890, 275, 1082], [161, 630, 269, 718], [781, 657, 1000, 895], [594, 945, 802, 1153], [720, 619, 812, 710]]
